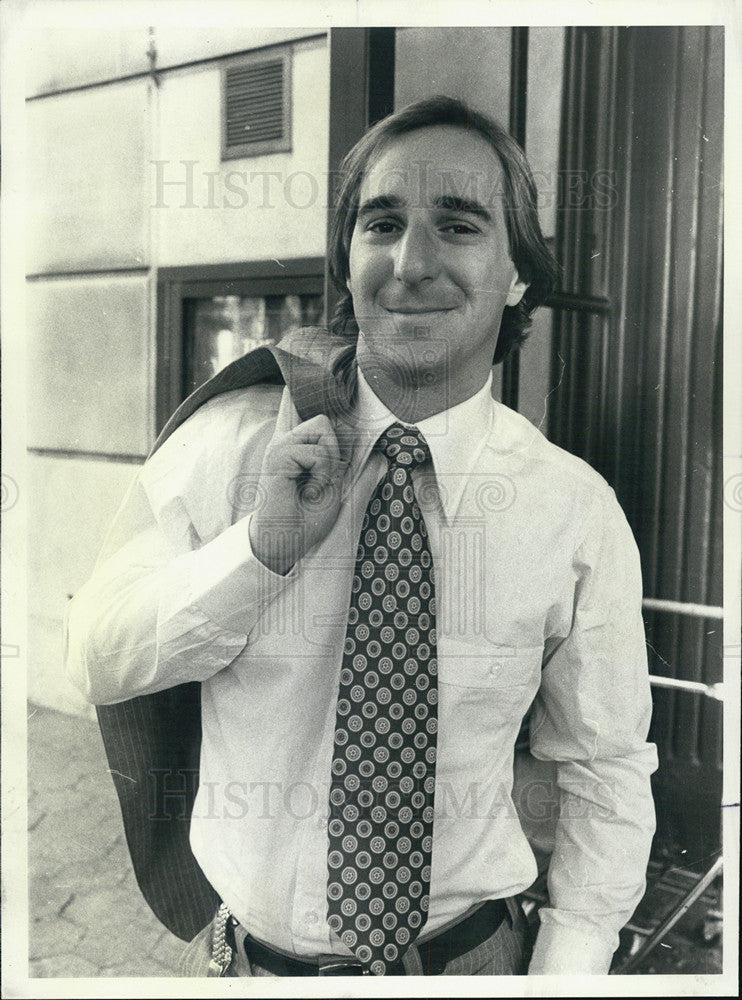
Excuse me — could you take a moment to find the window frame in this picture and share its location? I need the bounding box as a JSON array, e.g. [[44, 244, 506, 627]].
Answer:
[[155, 257, 325, 433]]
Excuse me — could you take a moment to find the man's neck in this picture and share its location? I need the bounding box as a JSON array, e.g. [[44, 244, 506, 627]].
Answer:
[[356, 351, 491, 424]]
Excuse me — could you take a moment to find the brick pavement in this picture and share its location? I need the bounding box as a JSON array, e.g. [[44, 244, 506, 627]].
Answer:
[[27, 702, 723, 979]]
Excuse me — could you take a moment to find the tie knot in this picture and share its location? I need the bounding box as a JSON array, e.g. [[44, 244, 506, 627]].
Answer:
[[377, 423, 431, 469]]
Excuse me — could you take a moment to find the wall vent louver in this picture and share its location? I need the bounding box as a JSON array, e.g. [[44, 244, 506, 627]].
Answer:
[[222, 50, 291, 159]]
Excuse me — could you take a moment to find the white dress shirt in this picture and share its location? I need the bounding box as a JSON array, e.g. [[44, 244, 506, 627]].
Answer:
[[66, 367, 657, 975]]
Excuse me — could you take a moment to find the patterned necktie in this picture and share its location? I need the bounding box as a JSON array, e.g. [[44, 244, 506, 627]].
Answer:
[[327, 423, 438, 976]]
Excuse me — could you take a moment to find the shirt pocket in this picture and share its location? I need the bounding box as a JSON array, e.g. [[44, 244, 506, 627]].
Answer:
[[436, 637, 543, 728]]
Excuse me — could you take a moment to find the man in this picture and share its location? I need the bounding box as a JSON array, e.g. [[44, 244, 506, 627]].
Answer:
[[66, 95, 657, 977]]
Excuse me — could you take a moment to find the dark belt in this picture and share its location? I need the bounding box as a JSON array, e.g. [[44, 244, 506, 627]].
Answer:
[[240, 898, 510, 976]]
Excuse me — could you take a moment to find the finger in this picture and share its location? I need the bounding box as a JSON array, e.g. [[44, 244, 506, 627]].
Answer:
[[287, 422, 341, 461], [289, 415, 341, 462], [274, 443, 346, 479]]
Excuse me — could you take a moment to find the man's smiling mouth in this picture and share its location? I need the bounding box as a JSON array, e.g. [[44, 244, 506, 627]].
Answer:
[[384, 306, 455, 315]]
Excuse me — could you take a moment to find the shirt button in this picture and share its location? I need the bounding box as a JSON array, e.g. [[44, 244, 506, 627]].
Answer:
[[306, 911, 319, 924]]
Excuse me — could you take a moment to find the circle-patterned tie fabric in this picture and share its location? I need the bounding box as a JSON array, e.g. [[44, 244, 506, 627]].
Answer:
[[326, 423, 438, 976]]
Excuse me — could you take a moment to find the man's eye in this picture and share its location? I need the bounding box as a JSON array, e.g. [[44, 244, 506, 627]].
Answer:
[[443, 222, 478, 235], [366, 219, 399, 234]]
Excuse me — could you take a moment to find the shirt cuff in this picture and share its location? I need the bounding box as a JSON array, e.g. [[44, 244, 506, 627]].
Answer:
[[185, 514, 298, 633], [528, 911, 617, 975]]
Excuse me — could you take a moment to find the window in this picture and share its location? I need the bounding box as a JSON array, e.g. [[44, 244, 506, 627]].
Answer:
[[221, 48, 292, 160], [185, 293, 322, 396], [156, 259, 324, 432]]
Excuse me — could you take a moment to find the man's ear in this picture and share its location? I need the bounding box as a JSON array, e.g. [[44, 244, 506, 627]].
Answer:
[[346, 275, 353, 295], [506, 271, 528, 308]]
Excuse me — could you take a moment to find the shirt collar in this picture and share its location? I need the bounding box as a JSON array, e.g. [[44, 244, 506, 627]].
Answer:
[[343, 365, 495, 523]]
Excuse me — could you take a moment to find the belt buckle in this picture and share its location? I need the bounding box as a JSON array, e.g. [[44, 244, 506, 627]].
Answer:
[[318, 957, 369, 976]]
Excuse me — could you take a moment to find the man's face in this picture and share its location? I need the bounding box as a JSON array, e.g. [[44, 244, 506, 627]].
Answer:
[[347, 125, 527, 400]]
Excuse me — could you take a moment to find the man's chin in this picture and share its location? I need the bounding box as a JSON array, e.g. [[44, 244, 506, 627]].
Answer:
[[357, 333, 451, 389]]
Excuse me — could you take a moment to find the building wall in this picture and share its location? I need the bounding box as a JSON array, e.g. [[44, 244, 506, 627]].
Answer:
[[26, 28, 329, 716], [154, 40, 329, 266]]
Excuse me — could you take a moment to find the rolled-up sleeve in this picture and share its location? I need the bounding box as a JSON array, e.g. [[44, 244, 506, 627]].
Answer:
[[527, 486, 658, 975]]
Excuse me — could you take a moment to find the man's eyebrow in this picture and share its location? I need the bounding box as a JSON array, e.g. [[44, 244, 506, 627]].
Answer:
[[357, 194, 405, 218], [356, 193, 493, 222], [434, 194, 492, 221]]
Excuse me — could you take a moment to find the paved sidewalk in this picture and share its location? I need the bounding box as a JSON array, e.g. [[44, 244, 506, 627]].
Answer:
[[27, 702, 723, 979], [28, 703, 183, 977]]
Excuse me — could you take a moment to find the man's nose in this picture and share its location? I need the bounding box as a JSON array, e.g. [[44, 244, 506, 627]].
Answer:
[[392, 223, 441, 285]]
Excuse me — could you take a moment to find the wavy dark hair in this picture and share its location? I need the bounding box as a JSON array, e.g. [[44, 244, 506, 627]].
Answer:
[[328, 95, 559, 364]]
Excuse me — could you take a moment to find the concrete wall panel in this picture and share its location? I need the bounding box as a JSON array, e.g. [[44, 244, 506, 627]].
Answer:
[[156, 26, 326, 73], [155, 37, 328, 266], [27, 275, 152, 455], [26, 25, 324, 97], [26, 26, 151, 97], [27, 81, 150, 274]]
